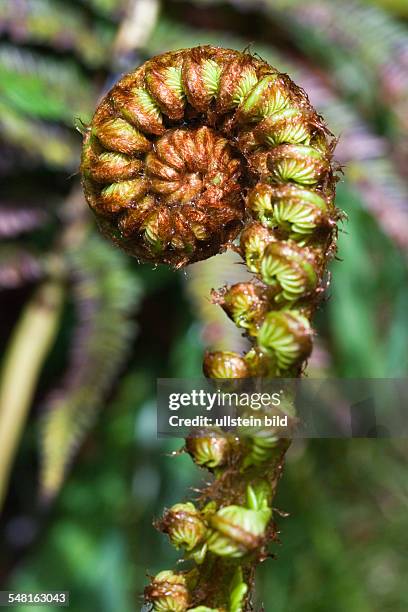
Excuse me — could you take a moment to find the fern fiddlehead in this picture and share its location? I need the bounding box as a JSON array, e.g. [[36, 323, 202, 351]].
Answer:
[[81, 46, 339, 611]]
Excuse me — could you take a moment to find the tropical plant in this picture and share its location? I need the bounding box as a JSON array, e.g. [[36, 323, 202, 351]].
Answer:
[[0, 2, 407, 611], [81, 44, 340, 610]]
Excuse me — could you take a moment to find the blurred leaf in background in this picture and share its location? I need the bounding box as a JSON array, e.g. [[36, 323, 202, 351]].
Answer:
[[0, 1, 407, 611]]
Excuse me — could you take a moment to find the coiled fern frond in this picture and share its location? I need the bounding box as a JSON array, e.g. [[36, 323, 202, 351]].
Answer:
[[81, 45, 339, 610]]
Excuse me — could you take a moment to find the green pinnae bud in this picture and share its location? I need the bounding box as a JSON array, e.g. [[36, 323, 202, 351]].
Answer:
[[112, 86, 164, 136], [260, 241, 319, 303], [135, 87, 163, 129], [246, 482, 272, 510], [186, 433, 230, 469], [219, 282, 267, 330], [207, 501, 272, 558], [244, 347, 276, 377], [216, 56, 260, 113], [87, 151, 143, 183], [182, 48, 230, 112], [231, 67, 258, 107], [160, 502, 208, 552], [282, 185, 328, 210], [142, 206, 171, 253], [93, 117, 151, 155], [257, 311, 313, 374], [268, 144, 329, 185], [248, 183, 330, 239], [99, 178, 148, 213], [256, 107, 311, 146], [272, 184, 330, 239], [146, 60, 186, 121], [243, 435, 279, 469], [201, 59, 222, 97], [247, 184, 274, 227], [239, 222, 272, 273], [203, 351, 249, 379], [229, 568, 248, 612], [165, 66, 185, 99], [237, 74, 290, 122], [145, 570, 190, 612]]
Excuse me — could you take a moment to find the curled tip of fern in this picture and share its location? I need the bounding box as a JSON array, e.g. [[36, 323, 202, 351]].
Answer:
[[144, 570, 191, 612], [185, 432, 231, 469], [82, 45, 339, 611], [159, 502, 208, 553], [206, 484, 273, 558], [203, 351, 249, 379]]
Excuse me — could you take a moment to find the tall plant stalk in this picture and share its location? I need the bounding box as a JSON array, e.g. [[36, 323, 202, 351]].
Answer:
[[0, 279, 64, 511], [81, 46, 339, 610]]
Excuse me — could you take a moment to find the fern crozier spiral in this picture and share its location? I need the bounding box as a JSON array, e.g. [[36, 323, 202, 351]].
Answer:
[[81, 45, 339, 611]]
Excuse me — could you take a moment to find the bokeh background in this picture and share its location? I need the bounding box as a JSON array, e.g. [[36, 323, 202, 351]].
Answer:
[[0, 0, 407, 610]]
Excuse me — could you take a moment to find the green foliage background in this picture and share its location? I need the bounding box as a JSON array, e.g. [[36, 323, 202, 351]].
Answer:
[[0, 1, 407, 610]]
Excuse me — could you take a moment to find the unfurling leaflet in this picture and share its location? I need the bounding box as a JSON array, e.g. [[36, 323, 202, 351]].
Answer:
[[81, 46, 339, 611]]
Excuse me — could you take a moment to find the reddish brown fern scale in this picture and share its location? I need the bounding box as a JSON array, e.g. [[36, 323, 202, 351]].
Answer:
[[81, 46, 339, 611]]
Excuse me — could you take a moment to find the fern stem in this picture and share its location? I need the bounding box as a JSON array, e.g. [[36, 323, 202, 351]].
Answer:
[[81, 46, 339, 610], [0, 279, 64, 511]]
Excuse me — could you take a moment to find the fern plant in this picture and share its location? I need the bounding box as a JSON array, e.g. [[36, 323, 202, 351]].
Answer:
[[81, 45, 339, 611], [0, 0, 143, 509], [0, 2, 407, 610]]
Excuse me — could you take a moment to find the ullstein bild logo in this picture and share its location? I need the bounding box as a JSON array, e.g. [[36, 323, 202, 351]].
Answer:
[[157, 378, 408, 439], [168, 412, 289, 429]]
